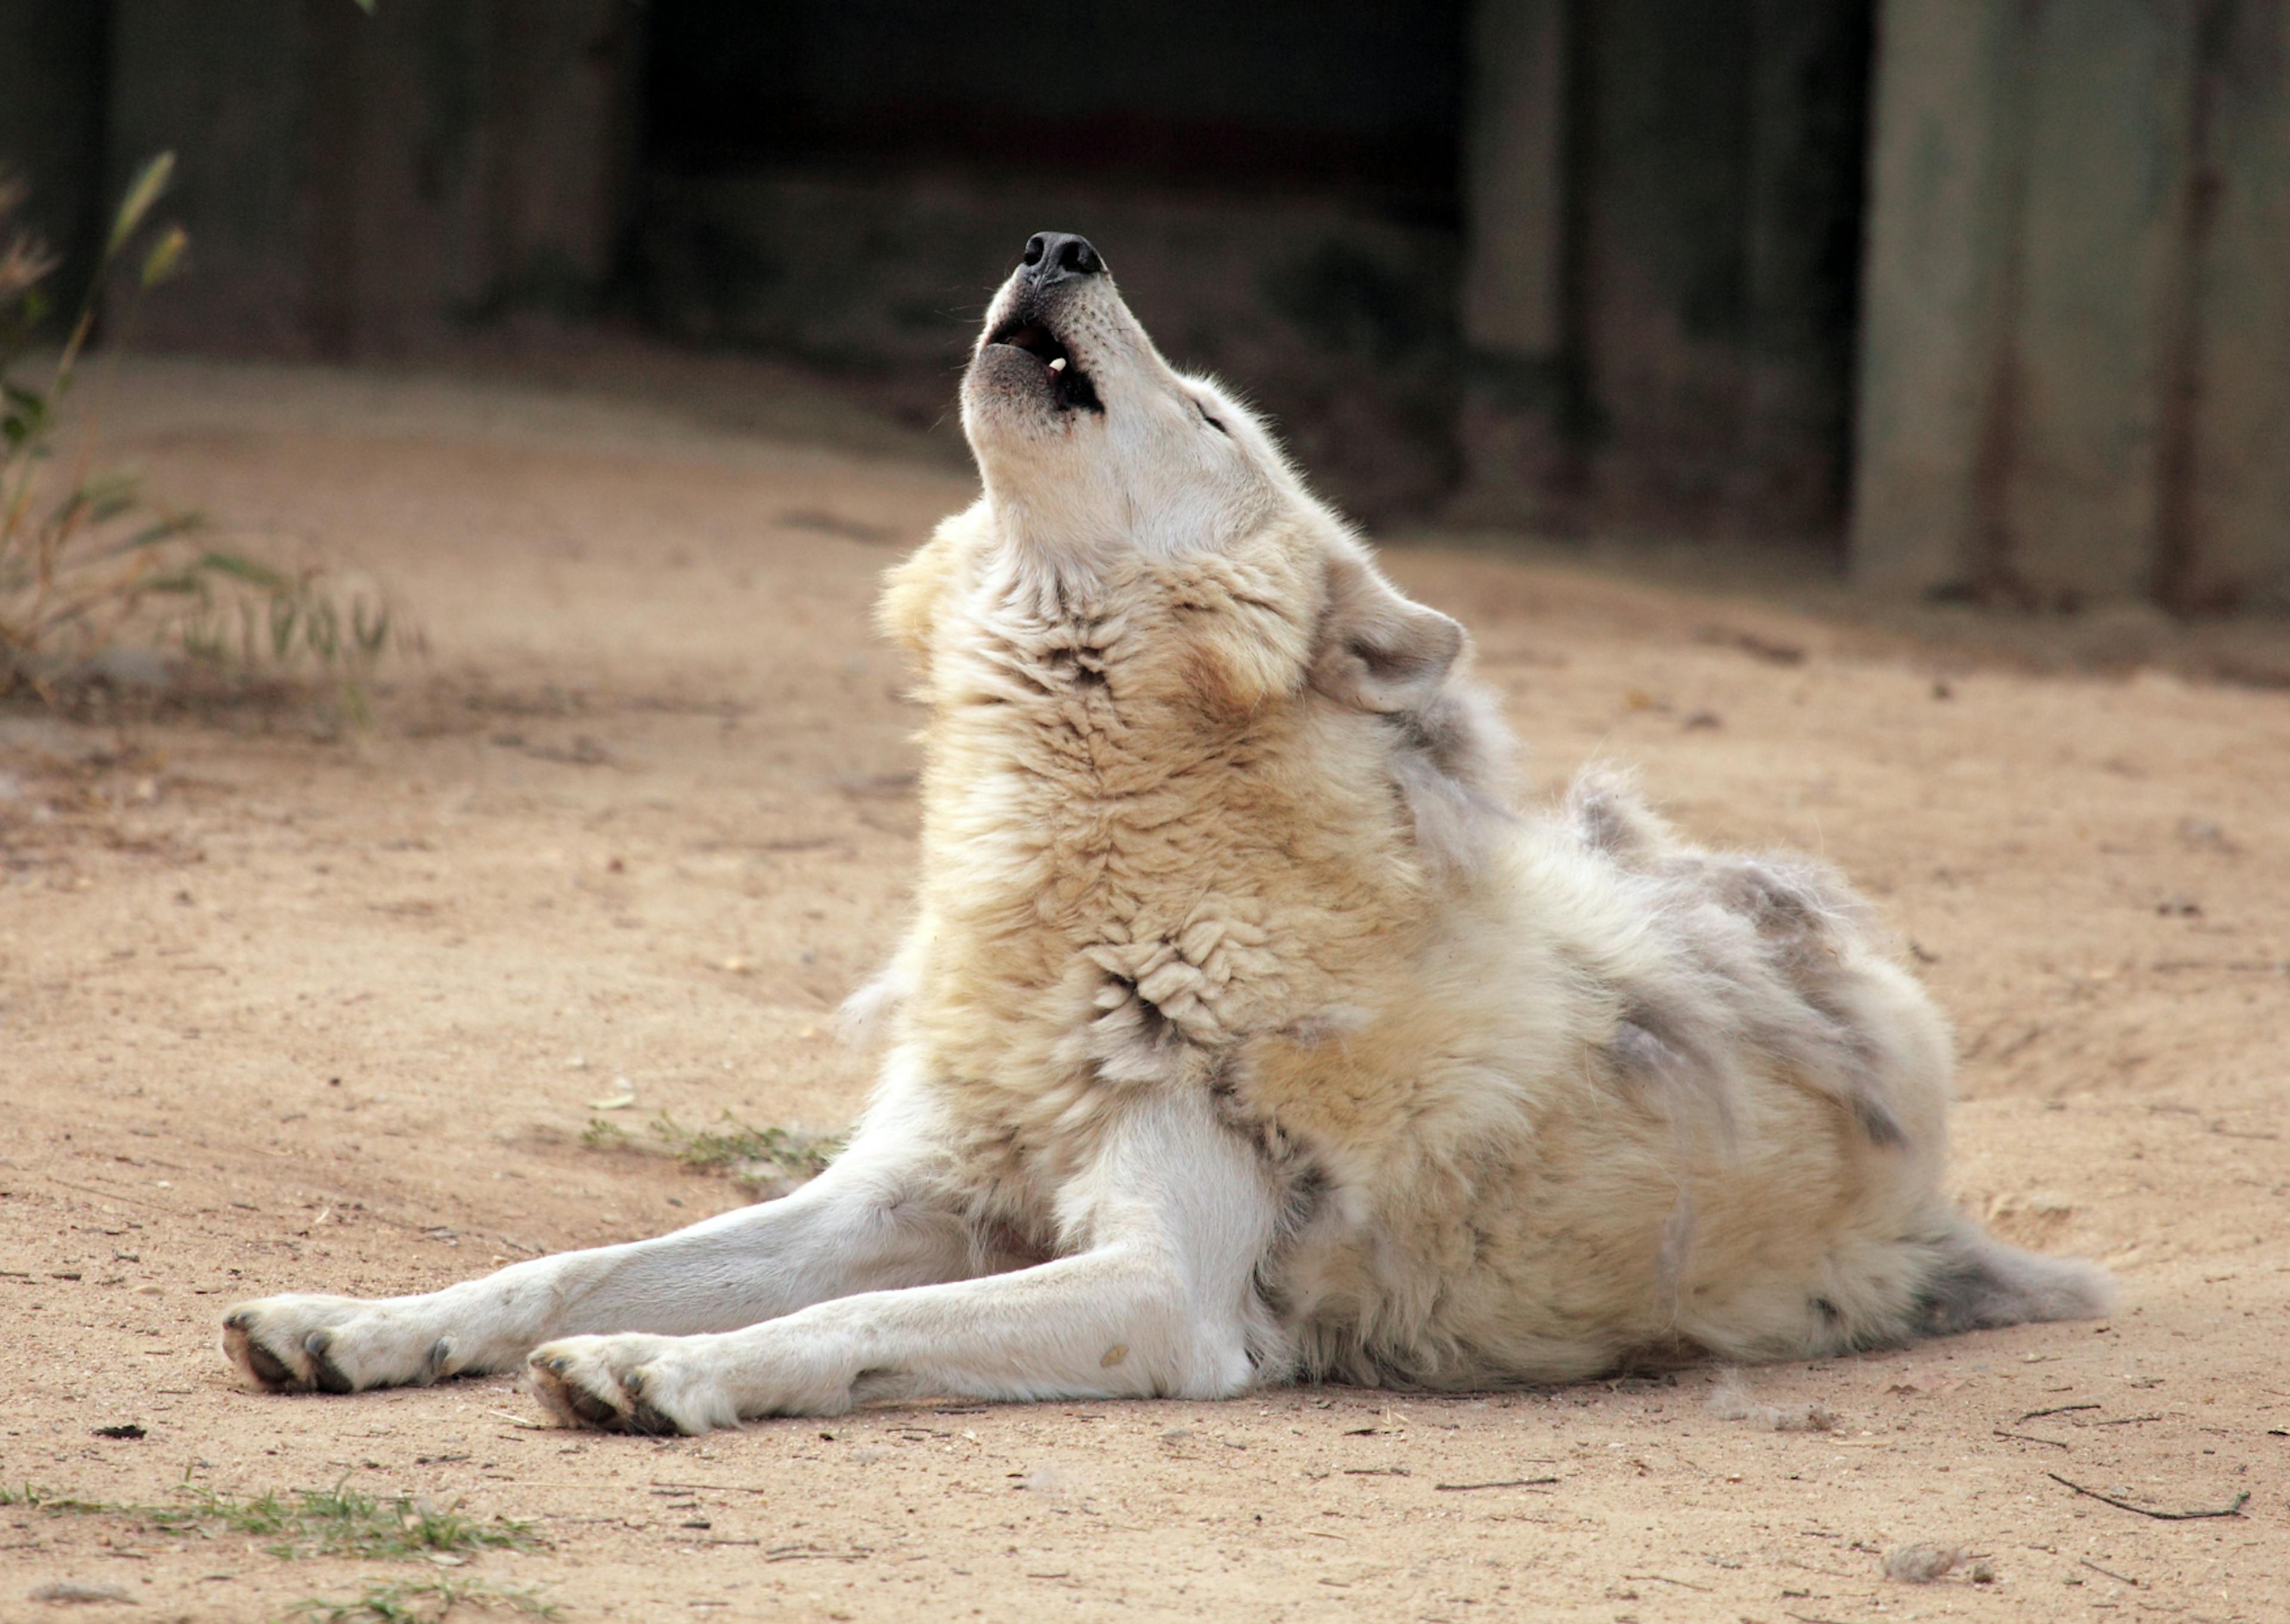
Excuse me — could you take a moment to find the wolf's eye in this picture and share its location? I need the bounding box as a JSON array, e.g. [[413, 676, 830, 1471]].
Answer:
[[1197, 404, 1228, 435]]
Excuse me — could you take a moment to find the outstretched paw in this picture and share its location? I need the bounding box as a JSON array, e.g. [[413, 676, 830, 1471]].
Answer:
[[527, 1335, 721, 1436], [222, 1296, 456, 1394]]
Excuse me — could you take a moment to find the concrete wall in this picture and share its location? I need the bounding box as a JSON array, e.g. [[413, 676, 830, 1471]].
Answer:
[[1454, 0, 1574, 522], [0, 2, 109, 303], [2181, 0, 2290, 610], [1853, 0, 2290, 610], [29, 0, 638, 358], [1456, 0, 1874, 540], [106, 0, 316, 352]]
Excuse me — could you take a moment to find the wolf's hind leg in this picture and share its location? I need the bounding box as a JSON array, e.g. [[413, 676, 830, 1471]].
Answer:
[[221, 1107, 973, 1396]]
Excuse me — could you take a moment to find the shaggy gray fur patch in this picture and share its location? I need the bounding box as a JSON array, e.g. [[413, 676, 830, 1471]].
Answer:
[[1572, 770, 1913, 1150]]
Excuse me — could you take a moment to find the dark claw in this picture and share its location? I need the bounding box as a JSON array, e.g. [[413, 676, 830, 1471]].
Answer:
[[241, 1337, 301, 1390], [304, 1330, 355, 1394], [563, 1381, 623, 1428], [626, 1399, 683, 1437], [420, 1338, 453, 1384]]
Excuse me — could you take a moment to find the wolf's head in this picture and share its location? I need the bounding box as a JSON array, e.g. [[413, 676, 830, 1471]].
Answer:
[[962, 232, 1307, 560], [940, 233, 1511, 870]]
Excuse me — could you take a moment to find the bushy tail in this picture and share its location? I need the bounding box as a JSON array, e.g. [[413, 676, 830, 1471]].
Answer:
[[1917, 1219, 2115, 1335]]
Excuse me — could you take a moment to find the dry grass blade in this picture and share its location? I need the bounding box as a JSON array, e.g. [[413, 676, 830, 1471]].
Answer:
[[105, 153, 175, 258], [0, 181, 58, 303]]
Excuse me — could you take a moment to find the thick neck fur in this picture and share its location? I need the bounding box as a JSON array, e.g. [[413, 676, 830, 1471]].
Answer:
[[879, 496, 1511, 1123], [973, 455, 1282, 568]]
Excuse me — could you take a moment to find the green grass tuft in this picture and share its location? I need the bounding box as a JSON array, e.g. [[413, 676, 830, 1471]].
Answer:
[[1, 1484, 109, 1514], [660, 1111, 841, 1177], [285, 1576, 561, 1624], [578, 1115, 629, 1151], [583, 1109, 843, 1194], [4, 1478, 541, 1561]]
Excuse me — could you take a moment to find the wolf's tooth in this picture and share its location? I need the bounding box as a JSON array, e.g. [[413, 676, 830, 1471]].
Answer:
[[1048, 357, 1067, 373]]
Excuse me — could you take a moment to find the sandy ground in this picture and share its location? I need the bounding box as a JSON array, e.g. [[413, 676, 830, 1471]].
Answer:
[[2, 355, 2286, 1623]]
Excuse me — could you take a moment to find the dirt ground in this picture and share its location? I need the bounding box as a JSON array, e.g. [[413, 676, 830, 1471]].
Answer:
[[3, 355, 2285, 1624]]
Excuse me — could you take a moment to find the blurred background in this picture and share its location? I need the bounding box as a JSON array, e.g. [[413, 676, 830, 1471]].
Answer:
[[2, 0, 2286, 613]]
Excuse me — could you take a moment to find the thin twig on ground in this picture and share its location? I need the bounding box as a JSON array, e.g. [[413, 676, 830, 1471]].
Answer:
[[2046, 1474, 2249, 1520], [1432, 1477, 1559, 1492]]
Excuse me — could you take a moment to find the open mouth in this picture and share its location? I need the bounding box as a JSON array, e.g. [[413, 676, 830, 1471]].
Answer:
[[985, 318, 1102, 413]]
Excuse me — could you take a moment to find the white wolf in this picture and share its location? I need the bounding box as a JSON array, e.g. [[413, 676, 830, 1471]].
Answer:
[[221, 233, 2109, 1433]]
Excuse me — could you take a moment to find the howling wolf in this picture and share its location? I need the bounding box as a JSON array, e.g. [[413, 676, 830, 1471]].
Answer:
[[223, 233, 2109, 1434]]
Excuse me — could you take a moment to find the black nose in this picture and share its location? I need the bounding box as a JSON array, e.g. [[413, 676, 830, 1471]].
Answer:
[[1020, 232, 1104, 286]]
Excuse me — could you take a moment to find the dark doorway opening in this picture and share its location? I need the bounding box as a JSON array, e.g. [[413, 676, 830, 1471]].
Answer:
[[641, 1, 1469, 212], [628, 0, 1474, 520]]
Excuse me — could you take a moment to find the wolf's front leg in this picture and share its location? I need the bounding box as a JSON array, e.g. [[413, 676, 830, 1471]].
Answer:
[[220, 1104, 972, 1396], [527, 1089, 1283, 1433]]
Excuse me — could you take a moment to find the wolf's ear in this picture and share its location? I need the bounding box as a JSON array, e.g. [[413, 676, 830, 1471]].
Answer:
[[1309, 547, 1464, 714]]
